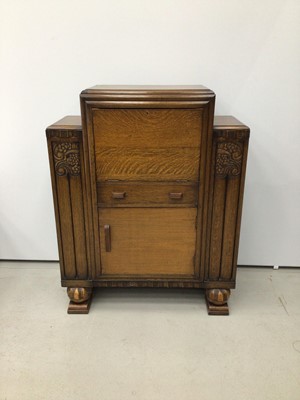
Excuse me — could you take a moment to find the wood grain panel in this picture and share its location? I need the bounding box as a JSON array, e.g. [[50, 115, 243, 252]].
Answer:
[[209, 178, 226, 279], [97, 182, 198, 207], [96, 147, 200, 181], [220, 178, 240, 280], [93, 109, 202, 148], [56, 176, 76, 278], [69, 177, 88, 278], [98, 208, 197, 276]]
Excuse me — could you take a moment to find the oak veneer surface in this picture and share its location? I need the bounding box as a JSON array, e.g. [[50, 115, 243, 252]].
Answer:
[[98, 208, 197, 276], [47, 115, 247, 132], [47, 115, 82, 130], [46, 86, 249, 315], [213, 115, 248, 128], [97, 181, 198, 208], [92, 109, 202, 148], [93, 109, 202, 182], [96, 147, 200, 182]]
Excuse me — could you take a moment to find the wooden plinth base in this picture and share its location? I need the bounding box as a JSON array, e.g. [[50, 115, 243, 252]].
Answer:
[[67, 297, 92, 314], [205, 297, 229, 315]]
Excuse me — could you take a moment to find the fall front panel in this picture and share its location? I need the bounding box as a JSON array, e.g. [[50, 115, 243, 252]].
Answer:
[[92, 108, 202, 182]]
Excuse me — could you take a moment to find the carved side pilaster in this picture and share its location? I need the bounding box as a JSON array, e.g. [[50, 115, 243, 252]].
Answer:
[[207, 124, 249, 284], [46, 125, 89, 282]]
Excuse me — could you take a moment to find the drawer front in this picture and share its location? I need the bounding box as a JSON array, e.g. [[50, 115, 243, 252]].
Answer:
[[98, 208, 197, 276], [97, 182, 198, 207], [93, 108, 202, 182]]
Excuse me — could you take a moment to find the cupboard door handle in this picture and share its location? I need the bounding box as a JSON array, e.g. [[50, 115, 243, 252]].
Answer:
[[104, 224, 111, 252], [169, 192, 183, 199], [112, 192, 126, 199]]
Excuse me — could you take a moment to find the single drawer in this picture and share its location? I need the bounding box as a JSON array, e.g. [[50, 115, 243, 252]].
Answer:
[[97, 182, 198, 207]]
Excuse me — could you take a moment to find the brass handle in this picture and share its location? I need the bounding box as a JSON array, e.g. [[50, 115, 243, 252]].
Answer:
[[169, 192, 183, 199], [112, 192, 126, 199], [104, 224, 111, 252]]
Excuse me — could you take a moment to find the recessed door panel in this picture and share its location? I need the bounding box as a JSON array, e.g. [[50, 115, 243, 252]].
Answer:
[[98, 208, 197, 276]]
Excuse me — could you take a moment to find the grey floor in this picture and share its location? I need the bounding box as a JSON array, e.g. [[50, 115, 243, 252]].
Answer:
[[0, 262, 299, 400]]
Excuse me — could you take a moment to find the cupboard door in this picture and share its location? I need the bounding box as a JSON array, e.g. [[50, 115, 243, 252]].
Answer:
[[98, 208, 197, 276]]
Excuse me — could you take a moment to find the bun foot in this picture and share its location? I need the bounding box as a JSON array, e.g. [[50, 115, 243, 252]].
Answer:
[[205, 288, 230, 315], [67, 287, 93, 314]]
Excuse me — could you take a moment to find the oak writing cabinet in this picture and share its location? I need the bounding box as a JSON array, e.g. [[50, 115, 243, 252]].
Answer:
[[46, 85, 250, 315]]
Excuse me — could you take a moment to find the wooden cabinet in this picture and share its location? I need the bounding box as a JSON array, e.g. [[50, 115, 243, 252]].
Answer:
[[46, 86, 250, 315]]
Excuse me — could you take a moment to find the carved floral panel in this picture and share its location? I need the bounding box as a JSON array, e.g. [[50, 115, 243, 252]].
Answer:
[[216, 142, 242, 178], [53, 142, 80, 176]]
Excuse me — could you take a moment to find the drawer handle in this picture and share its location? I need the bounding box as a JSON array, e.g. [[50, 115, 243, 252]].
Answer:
[[104, 224, 111, 252], [169, 192, 183, 200], [112, 191, 126, 199]]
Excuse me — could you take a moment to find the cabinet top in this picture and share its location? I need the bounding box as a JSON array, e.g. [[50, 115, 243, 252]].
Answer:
[[46, 115, 249, 133], [81, 85, 215, 101], [86, 84, 209, 90]]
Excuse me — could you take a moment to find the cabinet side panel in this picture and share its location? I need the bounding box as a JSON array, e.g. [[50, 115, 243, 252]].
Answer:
[[81, 102, 102, 277], [80, 101, 98, 278], [232, 140, 249, 280], [196, 99, 215, 280]]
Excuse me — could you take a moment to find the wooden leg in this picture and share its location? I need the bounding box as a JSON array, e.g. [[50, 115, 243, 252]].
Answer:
[[205, 288, 231, 316], [67, 287, 93, 314]]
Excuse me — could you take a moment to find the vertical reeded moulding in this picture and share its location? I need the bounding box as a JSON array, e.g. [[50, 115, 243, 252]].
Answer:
[[46, 117, 92, 314], [205, 116, 250, 315]]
